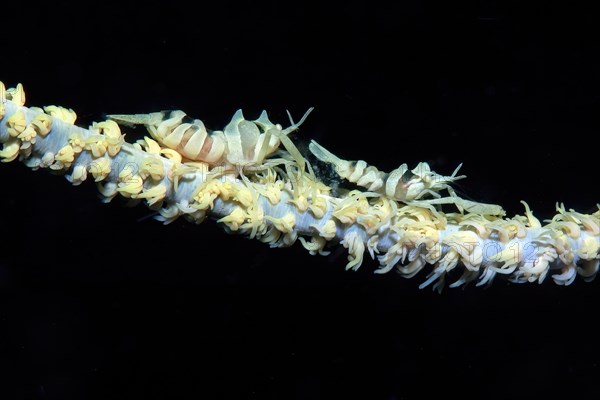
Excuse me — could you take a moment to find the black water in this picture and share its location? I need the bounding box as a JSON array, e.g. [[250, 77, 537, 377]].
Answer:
[[1, 2, 599, 399]]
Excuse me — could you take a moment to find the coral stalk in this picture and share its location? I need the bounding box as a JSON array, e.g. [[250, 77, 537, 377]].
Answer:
[[1, 82, 598, 291]]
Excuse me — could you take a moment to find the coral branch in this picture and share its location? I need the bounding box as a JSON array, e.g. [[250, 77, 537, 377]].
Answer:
[[1, 82, 598, 291]]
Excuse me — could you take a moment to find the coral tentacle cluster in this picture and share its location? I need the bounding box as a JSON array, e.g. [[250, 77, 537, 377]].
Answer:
[[1, 81, 598, 291]]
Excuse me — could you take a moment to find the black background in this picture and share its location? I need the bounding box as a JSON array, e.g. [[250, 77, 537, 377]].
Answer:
[[1, 1, 599, 399]]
